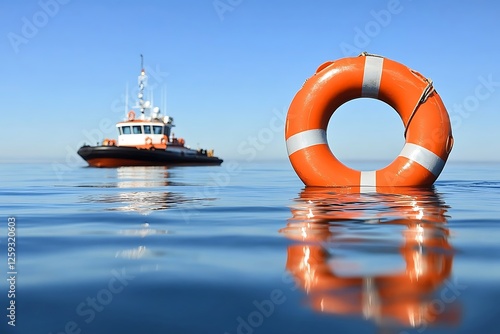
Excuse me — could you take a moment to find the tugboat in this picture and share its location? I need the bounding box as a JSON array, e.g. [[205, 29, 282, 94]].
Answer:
[[77, 56, 223, 168]]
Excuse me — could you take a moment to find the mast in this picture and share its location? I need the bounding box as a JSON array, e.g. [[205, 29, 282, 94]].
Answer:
[[137, 54, 149, 119], [124, 82, 129, 120], [163, 85, 167, 115]]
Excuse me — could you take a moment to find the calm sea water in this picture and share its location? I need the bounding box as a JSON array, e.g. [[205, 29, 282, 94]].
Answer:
[[1, 161, 499, 334]]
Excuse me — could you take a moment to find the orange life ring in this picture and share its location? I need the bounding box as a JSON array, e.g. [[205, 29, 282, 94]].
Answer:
[[145, 137, 153, 145], [102, 139, 116, 146], [285, 53, 453, 189], [127, 110, 136, 121], [161, 135, 168, 145]]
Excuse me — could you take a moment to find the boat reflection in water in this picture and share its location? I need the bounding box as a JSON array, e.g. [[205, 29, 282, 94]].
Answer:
[[81, 166, 209, 260], [112, 167, 170, 259], [83, 166, 208, 215], [280, 187, 460, 329], [111, 166, 177, 214]]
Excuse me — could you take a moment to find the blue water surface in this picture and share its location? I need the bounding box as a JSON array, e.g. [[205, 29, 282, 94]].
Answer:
[[0, 161, 499, 334]]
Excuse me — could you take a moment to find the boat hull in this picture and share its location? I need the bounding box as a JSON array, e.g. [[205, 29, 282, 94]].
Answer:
[[77, 145, 223, 167]]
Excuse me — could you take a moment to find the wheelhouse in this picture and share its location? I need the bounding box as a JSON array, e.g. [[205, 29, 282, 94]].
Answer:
[[116, 120, 173, 147], [117, 124, 167, 136]]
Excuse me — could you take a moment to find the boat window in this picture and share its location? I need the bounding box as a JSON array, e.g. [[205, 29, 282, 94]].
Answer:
[[133, 126, 142, 134], [144, 125, 151, 134], [118, 127, 123, 135], [122, 126, 131, 134], [153, 126, 163, 134]]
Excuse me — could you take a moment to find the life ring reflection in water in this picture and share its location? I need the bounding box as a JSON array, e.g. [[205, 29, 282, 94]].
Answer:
[[285, 53, 453, 189], [280, 187, 460, 328]]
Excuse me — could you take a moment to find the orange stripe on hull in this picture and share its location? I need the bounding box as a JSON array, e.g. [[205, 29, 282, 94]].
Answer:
[[85, 157, 222, 168], [85, 158, 170, 168]]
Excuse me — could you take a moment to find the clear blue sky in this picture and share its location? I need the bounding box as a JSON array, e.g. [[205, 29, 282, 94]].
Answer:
[[1, 0, 499, 165]]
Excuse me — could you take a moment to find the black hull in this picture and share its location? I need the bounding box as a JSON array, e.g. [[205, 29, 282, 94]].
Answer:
[[77, 145, 223, 167]]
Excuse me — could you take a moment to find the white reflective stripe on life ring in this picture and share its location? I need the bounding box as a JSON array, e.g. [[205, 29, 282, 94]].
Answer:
[[286, 129, 327, 156], [361, 56, 384, 98], [360, 170, 377, 193], [399, 143, 445, 176]]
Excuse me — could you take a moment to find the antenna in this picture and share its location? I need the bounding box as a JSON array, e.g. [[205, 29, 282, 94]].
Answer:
[[163, 85, 167, 114], [125, 82, 129, 119], [151, 90, 154, 111], [161, 85, 164, 114], [137, 54, 149, 118]]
